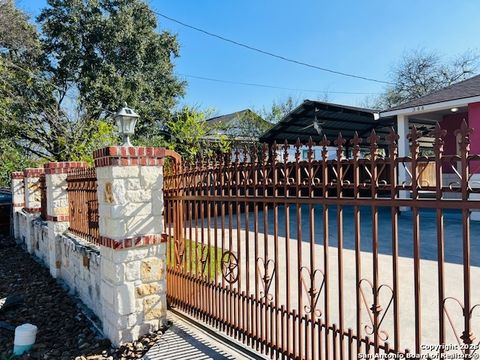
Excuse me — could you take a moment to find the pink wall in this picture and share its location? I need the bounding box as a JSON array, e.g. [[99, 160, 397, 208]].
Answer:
[[469, 102, 480, 155], [442, 112, 467, 156], [468, 102, 480, 173]]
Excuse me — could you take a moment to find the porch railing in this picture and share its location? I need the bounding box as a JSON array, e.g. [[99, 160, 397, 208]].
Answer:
[[66, 167, 99, 243]]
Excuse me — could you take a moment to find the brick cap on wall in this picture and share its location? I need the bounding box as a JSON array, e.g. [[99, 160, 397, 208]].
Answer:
[[11, 171, 25, 179], [46, 215, 69, 222], [93, 146, 166, 167], [24, 168, 45, 177], [97, 234, 166, 250], [44, 161, 88, 175], [24, 207, 42, 213]]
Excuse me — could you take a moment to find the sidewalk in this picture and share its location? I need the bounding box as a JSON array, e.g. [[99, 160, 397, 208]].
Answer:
[[144, 311, 265, 360]]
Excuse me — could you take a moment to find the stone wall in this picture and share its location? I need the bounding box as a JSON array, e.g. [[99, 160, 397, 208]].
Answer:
[[60, 234, 102, 318], [11, 147, 168, 346]]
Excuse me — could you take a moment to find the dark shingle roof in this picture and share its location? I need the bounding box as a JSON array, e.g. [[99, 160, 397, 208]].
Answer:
[[259, 100, 393, 144], [385, 74, 480, 112]]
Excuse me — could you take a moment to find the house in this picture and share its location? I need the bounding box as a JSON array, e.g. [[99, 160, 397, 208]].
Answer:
[[379, 75, 480, 158], [205, 109, 272, 143], [379, 74, 480, 214]]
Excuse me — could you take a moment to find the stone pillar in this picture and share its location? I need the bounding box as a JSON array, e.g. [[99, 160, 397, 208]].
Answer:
[[44, 161, 88, 277], [397, 114, 410, 211], [11, 171, 25, 242], [23, 168, 44, 253], [94, 146, 166, 346]]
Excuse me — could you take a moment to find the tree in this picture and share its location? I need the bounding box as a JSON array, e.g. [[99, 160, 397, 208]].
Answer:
[[163, 106, 213, 162], [0, 138, 35, 187], [0, 0, 40, 58], [38, 0, 185, 135], [376, 49, 479, 109], [259, 96, 300, 124], [0, 0, 185, 162]]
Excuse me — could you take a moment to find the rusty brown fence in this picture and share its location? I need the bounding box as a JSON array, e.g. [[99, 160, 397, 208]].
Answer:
[[164, 122, 480, 359], [66, 167, 99, 242], [40, 173, 47, 220]]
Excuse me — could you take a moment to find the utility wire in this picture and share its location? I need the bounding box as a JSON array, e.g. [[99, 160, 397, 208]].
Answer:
[[154, 10, 393, 85], [179, 73, 380, 95]]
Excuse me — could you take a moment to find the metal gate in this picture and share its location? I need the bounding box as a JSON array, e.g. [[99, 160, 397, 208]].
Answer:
[[164, 123, 480, 359]]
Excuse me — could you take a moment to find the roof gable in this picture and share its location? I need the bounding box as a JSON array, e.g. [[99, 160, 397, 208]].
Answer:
[[385, 74, 480, 112]]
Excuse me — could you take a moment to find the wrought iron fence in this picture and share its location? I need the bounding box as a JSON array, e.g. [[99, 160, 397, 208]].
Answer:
[[40, 174, 47, 220], [66, 168, 99, 242], [164, 122, 480, 359]]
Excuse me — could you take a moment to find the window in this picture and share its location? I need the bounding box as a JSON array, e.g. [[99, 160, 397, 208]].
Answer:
[[302, 149, 315, 160]]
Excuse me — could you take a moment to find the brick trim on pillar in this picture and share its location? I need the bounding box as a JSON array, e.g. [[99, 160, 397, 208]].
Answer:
[[44, 161, 88, 176], [94, 146, 165, 167], [11, 171, 25, 180], [98, 234, 166, 250], [24, 168, 45, 178]]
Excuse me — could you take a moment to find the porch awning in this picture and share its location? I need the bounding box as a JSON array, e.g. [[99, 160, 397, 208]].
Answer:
[[259, 100, 395, 145]]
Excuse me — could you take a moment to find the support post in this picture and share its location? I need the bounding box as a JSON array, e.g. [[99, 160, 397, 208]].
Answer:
[[94, 146, 166, 345], [397, 114, 410, 211]]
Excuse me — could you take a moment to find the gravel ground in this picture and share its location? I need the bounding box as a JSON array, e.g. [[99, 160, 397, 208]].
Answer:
[[0, 235, 167, 360]]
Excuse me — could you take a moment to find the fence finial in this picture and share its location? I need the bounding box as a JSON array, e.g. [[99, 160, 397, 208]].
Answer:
[[334, 132, 345, 161], [282, 140, 289, 164], [294, 138, 301, 163], [307, 137, 314, 162], [320, 135, 330, 161], [454, 119, 473, 153], [350, 131, 362, 160], [431, 122, 446, 156]]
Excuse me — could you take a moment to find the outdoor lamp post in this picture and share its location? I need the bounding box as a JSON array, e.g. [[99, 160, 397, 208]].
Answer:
[[115, 103, 139, 146]]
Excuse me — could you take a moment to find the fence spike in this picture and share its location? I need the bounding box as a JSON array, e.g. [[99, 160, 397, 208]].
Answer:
[[350, 131, 362, 160], [320, 135, 330, 161], [334, 132, 346, 161], [283, 140, 290, 163], [271, 140, 278, 164], [307, 137, 314, 162], [251, 142, 258, 164], [454, 118, 473, 153], [408, 125, 421, 159], [260, 143, 268, 165], [234, 146, 241, 164], [241, 144, 248, 164], [294, 138, 302, 163], [431, 122, 447, 156]]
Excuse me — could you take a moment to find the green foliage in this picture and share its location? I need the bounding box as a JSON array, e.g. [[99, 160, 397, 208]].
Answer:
[[167, 238, 223, 280], [0, 138, 35, 187], [38, 0, 185, 136], [164, 106, 211, 161], [67, 120, 118, 165], [0, 0, 185, 165], [259, 96, 299, 124]]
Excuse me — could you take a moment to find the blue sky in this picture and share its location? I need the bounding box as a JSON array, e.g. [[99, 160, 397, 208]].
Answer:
[[17, 0, 480, 115]]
